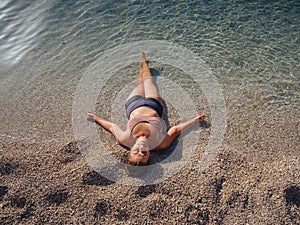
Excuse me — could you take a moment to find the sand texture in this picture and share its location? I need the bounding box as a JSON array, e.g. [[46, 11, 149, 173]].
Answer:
[[1, 82, 299, 224]]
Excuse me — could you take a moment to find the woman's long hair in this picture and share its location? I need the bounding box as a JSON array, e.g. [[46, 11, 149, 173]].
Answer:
[[125, 152, 149, 177]]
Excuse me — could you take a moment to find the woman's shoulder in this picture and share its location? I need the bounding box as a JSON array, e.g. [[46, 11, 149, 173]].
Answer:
[[118, 129, 135, 148]]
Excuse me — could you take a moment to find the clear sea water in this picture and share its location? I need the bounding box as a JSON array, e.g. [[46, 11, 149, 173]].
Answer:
[[0, 0, 299, 148]]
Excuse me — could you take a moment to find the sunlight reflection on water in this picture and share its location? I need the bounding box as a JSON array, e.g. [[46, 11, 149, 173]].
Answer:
[[0, 0, 50, 68]]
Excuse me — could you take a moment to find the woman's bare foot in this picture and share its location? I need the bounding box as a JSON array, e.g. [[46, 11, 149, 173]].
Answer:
[[141, 52, 153, 64], [141, 51, 147, 62]]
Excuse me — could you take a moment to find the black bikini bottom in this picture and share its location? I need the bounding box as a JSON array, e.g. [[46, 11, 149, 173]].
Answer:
[[125, 95, 163, 119]]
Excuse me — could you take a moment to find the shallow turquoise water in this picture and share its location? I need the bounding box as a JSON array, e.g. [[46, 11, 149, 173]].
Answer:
[[0, 0, 299, 144]]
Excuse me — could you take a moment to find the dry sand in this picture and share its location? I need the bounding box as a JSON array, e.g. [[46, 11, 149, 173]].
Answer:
[[0, 68, 299, 224]]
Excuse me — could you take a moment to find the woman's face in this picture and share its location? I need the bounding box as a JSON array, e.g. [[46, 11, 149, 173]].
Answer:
[[130, 138, 150, 163]]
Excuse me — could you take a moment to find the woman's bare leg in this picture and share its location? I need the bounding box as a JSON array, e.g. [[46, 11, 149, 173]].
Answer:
[[126, 61, 145, 101], [141, 52, 162, 104], [140, 52, 152, 79]]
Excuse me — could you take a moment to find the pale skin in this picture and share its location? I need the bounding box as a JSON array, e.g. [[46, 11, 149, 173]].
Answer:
[[86, 52, 205, 164]]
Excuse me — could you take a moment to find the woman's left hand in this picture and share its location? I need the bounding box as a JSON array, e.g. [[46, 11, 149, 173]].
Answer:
[[86, 112, 95, 120]]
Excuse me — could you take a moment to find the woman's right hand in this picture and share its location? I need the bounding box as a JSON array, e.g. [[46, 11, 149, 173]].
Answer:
[[198, 114, 205, 121]]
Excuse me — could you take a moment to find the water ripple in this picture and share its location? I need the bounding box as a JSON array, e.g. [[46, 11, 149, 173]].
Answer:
[[0, 0, 51, 68]]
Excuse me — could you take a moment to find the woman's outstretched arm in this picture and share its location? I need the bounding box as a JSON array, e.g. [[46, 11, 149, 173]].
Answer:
[[86, 112, 128, 144], [157, 114, 205, 150]]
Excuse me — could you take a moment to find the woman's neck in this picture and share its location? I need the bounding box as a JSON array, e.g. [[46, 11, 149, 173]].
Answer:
[[132, 122, 151, 139]]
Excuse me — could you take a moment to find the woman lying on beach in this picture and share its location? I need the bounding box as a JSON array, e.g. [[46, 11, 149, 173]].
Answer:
[[86, 52, 205, 177]]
